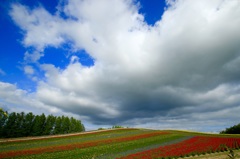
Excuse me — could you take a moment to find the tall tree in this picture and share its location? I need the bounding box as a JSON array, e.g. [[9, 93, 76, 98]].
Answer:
[[75, 120, 84, 132], [62, 116, 70, 134], [3, 112, 17, 137], [0, 108, 85, 138], [22, 112, 35, 136], [53, 116, 62, 135], [69, 117, 76, 133], [0, 108, 8, 137], [221, 123, 240, 134], [15, 112, 25, 137], [81, 123, 85, 132], [31, 113, 46, 136], [43, 115, 56, 135]]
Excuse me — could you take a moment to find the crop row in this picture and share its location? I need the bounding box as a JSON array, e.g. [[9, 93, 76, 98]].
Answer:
[[0, 131, 169, 158], [0, 129, 147, 152], [14, 134, 183, 159], [119, 136, 240, 159]]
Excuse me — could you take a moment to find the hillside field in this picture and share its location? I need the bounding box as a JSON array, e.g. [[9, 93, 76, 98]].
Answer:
[[0, 128, 240, 159]]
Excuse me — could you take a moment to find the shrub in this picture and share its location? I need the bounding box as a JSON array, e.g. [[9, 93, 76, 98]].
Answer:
[[112, 125, 124, 129]]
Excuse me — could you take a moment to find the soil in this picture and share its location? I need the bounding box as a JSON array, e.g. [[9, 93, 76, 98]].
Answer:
[[185, 150, 240, 159]]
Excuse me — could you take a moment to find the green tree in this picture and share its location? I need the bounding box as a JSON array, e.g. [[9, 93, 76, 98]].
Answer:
[[0, 109, 8, 125], [81, 123, 85, 132], [0, 108, 7, 118], [15, 112, 25, 137], [75, 120, 85, 132], [69, 117, 76, 133], [221, 123, 240, 134], [31, 113, 46, 136], [22, 112, 35, 136], [3, 112, 17, 137], [53, 116, 62, 135], [112, 125, 124, 129], [62, 116, 70, 134], [43, 115, 56, 135], [0, 108, 8, 137], [0, 109, 85, 138]]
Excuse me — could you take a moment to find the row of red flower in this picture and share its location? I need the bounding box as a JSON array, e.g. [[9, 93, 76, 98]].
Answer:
[[0, 131, 168, 158], [119, 136, 240, 159]]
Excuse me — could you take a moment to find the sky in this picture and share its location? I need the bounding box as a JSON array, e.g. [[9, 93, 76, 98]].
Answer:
[[0, 0, 240, 132]]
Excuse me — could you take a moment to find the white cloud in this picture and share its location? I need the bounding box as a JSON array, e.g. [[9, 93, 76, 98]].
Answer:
[[0, 81, 87, 121], [0, 82, 44, 113], [24, 65, 35, 75], [24, 51, 43, 63], [9, 4, 65, 50], [7, 0, 240, 131]]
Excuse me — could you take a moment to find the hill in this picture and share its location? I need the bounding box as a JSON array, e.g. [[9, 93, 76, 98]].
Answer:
[[0, 128, 240, 159]]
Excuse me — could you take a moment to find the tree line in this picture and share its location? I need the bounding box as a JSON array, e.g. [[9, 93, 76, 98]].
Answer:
[[0, 108, 85, 138], [220, 123, 240, 134]]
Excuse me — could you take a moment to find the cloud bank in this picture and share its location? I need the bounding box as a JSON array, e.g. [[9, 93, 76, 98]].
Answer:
[[2, 0, 240, 131]]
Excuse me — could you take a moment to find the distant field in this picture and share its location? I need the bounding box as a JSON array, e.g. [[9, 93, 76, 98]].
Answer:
[[0, 128, 240, 159]]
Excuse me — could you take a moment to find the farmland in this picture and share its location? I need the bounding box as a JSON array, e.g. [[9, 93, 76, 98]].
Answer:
[[0, 128, 240, 159]]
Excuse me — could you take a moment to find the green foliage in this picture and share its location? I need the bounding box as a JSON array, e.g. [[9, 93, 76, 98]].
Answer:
[[4, 112, 18, 137], [112, 125, 124, 129], [32, 114, 46, 136], [62, 116, 70, 134], [0, 108, 8, 136], [75, 120, 85, 132], [0, 108, 85, 138], [220, 123, 240, 134], [69, 117, 79, 132], [43, 115, 56, 135], [15, 112, 25, 137], [0, 108, 8, 117], [22, 112, 35, 136], [98, 128, 106, 130], [53, 116, 62, 135]]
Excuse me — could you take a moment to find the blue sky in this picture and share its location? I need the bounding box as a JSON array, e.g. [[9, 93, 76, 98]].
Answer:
[[1, 0, 240, 132]]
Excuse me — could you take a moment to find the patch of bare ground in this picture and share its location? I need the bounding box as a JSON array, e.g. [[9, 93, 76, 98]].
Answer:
[[184, 150, 240, 159]]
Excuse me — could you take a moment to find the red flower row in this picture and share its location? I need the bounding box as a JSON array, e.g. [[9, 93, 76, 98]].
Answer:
[[0, 131, 168, 158], [119, 136, 240, 159]]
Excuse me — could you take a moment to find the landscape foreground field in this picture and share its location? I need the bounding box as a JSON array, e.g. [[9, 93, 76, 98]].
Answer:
[[0, 128, 240, 159]]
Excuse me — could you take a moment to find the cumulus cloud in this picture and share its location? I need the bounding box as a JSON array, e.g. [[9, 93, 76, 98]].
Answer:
[[6, 0, 240, 131], [0, 81, 85, 120], [0, 81, 49, 113], [9, 4, 65, 50]]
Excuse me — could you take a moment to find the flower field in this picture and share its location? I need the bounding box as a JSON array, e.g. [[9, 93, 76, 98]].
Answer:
[[0, 128, 240, 159], [119, 136, 240, 159]]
